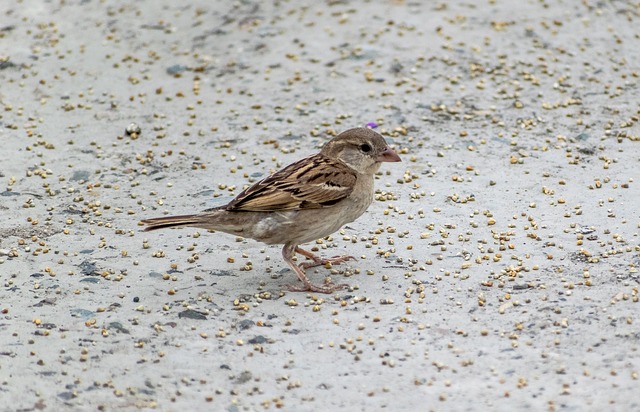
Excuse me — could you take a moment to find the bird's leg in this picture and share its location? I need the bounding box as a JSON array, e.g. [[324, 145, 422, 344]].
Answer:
[[282, 244, 348, 293], [295, 246, 356, 270]]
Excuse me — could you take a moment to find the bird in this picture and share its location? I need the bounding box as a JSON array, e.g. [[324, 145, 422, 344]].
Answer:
[[140, 127, 401, 293]]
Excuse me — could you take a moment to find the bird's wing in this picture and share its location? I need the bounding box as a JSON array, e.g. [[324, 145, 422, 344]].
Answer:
[[224, 154, 357, 212]]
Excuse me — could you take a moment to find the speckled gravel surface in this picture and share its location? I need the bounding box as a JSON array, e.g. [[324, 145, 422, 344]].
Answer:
[[1, 1, 639, 411]]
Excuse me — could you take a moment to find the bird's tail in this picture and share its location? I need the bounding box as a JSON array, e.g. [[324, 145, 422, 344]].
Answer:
[[140, 214, 204, 232]]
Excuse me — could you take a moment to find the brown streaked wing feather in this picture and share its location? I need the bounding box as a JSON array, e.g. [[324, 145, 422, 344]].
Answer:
[[224, 154, 357, 212]]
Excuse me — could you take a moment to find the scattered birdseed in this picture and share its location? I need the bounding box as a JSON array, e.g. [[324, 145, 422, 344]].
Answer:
[[2, 2, 638, 411]]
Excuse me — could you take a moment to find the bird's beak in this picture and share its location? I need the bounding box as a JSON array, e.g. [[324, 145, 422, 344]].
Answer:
[[377, 147, 402, 162]]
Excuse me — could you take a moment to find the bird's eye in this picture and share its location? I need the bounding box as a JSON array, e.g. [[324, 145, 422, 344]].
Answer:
[[359, 143, 372, 153]]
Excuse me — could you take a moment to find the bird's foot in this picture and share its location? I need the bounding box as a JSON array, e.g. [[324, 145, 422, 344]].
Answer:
[[285, 280, 348, 294], [295, 246, 356, 269], [299, 255, 356, 270], [283, 245, 351, 294]]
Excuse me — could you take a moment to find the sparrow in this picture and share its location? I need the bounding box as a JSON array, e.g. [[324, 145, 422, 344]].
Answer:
[[140, 127, 401, 293]]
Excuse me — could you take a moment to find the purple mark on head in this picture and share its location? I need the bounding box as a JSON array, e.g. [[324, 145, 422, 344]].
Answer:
[[365, 122, 378, 129]]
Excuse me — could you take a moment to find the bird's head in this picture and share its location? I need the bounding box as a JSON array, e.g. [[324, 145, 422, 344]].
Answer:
[[321, 127, 401, 175]]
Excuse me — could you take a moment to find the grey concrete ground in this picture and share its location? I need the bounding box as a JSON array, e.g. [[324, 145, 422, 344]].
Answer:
[[1, 0, 639, 411]]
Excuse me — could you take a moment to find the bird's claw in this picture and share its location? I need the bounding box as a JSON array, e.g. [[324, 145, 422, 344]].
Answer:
[[285, 281, 348, 293], [299, 255, 356, 270]]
